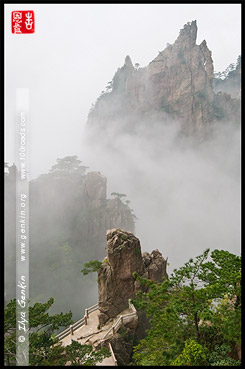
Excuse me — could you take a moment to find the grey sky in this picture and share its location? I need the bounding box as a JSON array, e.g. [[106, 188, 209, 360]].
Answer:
[[5, 4, 241, 178]]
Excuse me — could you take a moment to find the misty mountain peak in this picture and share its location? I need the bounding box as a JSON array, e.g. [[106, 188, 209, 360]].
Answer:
[[176, 20, 197, 47], [87, 20, 240, 140], [124, 55, 134, 69]]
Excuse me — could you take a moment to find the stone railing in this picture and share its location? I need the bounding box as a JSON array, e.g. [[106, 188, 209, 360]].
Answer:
[[85, 303, 99, 318], [102, 299, 137, 341], [108, 342, 117, 366], [128, 299, 137, 313], [55, 303, 99, 341]]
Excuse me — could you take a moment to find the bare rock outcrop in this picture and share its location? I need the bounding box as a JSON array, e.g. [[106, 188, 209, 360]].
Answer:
[[109, 330, 134, 366], [80, 172, 135, 259], [83, 171, 107, 208], [105, 198, 135, 234], [87, 20, 240, 142], [97, 229, 168, 326], [142, 249, 168, 282], [141, 20, 214, 138]]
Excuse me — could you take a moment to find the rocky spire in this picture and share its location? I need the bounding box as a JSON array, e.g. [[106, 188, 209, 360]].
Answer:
[[175, 20, 197, 48], [97, 229, 168, 326], [124, 55, 134, 69], [86, 20, 240, 139], [110, 55, 134, 93]]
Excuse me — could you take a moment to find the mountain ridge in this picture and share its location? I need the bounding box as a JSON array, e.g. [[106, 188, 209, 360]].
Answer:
[[86, 20, 240, 141]]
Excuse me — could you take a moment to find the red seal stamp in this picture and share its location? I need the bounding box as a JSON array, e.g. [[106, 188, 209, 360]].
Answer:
[[12, 11, 35, 34]]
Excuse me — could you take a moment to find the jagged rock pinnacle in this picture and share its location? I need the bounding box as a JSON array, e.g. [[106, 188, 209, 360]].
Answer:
[[124, 55, 134, 69], [97, 229, 168, 326], [176, 20, 197, 47], [87, 20, 240, 139]]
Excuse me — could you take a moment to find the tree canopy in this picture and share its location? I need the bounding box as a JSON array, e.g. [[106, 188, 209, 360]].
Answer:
[[49, 155, 89, 175], [132, 248, 241, 366], [4, 297, 110, 366]]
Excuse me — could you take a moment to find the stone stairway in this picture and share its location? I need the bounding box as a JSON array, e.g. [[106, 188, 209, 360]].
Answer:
[[57, 302, 137, 366]]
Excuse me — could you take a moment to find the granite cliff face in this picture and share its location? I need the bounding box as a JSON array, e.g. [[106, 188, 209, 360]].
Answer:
[[80, 172, 135, 258], [5, 167, 135, 317], [87, 21, 240, 140], [97, 229, 168, 326], [30, 170, 135, 261]]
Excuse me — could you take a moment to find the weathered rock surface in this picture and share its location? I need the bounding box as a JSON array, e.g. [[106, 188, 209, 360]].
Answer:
[[105, 198, 134, 234], [78, 172, 135, 259], [142, 249, 168, 283], [83, 171, 107, 208], [87, 20, 240, 141], [97, 229, 168, 326], [109, 330, 134, 366]]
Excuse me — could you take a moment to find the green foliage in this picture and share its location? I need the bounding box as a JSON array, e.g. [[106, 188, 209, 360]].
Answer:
[[171, 339, 207, 366], [4, 298, 72, 366], [4, 298, 110, 366], [134, 248, 141, 255], [81, 260, 102, 275], [111, 192, 137, 225], [49, 155, 89, 175], [208, 343, 240, 366], [64, 340, 110, 366], [201, 249, 241, 293], [5, 155, 134, 324], [169, 249, 212, 341], [132, 249, 241, 366]]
